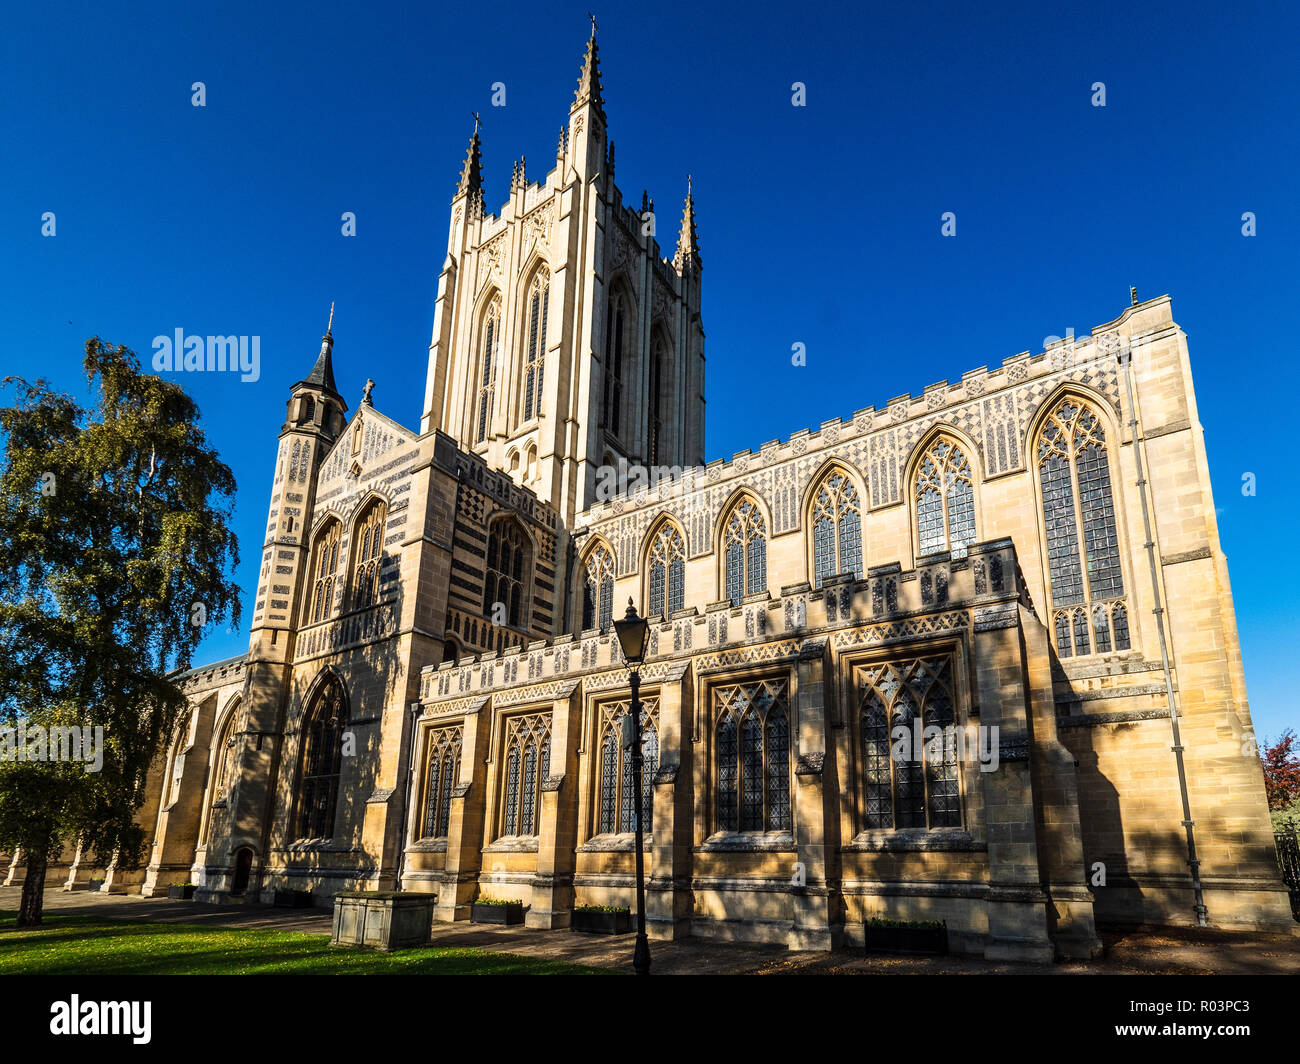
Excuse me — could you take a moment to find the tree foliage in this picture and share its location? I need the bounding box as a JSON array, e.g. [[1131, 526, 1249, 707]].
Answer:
[[0, 340, 240, 926]]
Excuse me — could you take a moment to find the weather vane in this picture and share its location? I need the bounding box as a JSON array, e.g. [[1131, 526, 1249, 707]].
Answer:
[[327, 301, 335, 335], [588, 12, 597, 35], [472, 111, 481, 134]]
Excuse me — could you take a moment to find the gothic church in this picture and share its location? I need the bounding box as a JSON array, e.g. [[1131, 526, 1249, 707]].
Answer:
[[14, 28, 1292, 959]]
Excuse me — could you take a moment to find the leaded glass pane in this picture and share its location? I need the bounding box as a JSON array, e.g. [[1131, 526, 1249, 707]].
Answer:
[[520, 741, 537, 835], [1113, 603, 1131, 651], [1073, 608, 1091, 656], [668, 556, 685, 614], [649, 561, 665, 618], [765, 707, 790, 831], [839, 511, 863, 580], [717, 715, 738, 832], [862, 692, 893, 829], [917, 487, 944, 556], [947, 476, 976, 557], [892, 695, 925, 829], [725, 540, 743, 606], [747, 535, 766, 596], [599, 731, 618, 834], [1041, 453, 1083, 606], [504, 749, 519, 835], [924, 690, 960, 828], [1093, 604, 1112, 654], [423, 754, 441, 838], [1055, 611, 1073, 657], [813, 514, 835, 588], [599, 575, 613, 632], [620, 739, 634, 834], [739, 714, 763, 831], [1077, 443, 1123, 601], [641, 717, 657, 834]]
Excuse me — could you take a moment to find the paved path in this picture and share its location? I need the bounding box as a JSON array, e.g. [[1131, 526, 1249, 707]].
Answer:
[[4, 887, 1297, 974]]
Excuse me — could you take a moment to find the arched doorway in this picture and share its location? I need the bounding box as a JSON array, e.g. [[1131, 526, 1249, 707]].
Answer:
[[231, 847, 254, 896]]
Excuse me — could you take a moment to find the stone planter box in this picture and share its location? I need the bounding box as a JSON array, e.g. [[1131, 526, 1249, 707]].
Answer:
[[273, 888, 314, 909], [168, 884, 197, 900], [864, 920, 948, 956], [332, 891, 436, 951], [571, 909, 632, 935], [471, 901, 525, 925]]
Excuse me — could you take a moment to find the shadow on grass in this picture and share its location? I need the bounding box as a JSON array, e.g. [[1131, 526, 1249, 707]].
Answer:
[[0, 911, 614, 976]]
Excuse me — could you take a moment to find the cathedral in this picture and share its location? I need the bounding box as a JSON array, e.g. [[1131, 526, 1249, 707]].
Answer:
[[13, 28, 1293, 960]]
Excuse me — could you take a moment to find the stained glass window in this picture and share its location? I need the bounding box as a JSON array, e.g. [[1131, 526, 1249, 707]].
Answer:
[[713, 679, 792, 834], [308, 521, 341, 624], [500, 713, 551, 838], [421, 726, 462, 838], [295, 675, 347, 840], [595, 698, 658, 836], [914, 437, 976, 558], [581, 543, 615, 632], [723, 498, 767, 606], [352, 499, 387, 609], [857, 656, 962, 832], [647, 523, 685, 618], [1037, 400, 1129, 657], [810, 471, 863, 587]]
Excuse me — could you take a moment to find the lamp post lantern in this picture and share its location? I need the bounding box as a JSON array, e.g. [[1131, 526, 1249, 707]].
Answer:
[[613, 598, 651, 976]]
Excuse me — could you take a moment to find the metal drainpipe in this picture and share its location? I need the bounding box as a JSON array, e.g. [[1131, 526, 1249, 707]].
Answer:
[[393, 701, 423, 892], [1117, 342, 1208, 926]]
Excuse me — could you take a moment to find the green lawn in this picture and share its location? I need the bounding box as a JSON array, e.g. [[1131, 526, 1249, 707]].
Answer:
[[0, 911, 614, 975]]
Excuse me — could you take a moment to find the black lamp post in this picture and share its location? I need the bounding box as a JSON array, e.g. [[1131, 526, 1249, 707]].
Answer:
[[613, 597, 651, 976]]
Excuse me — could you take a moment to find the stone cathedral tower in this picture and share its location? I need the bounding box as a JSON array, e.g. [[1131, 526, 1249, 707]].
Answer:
[[419, 28, 706, 527]]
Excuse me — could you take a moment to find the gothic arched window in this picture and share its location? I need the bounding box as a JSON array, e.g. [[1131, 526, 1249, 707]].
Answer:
[[915, 436, 976, 558], [723, 498, 767, 606], [476, 298, 501, 444], [500, 713, 551, 837], [810, 470, 863, 588], [858, 656, 961, 831], [522, 269, 549, 422], [421, 725, 462, 839], [213, 703, 239, 801], [580, 543, 615, 633], [295, 675, 347, 840], [352, 498, 387, 609], [714, 679, 791, 833], [646, 523, 685, 619], [603, 293, 628, 439], [483, 519, 530, 629], [1037, 399, 1129, 658], [308, 520, 341, 623], [596, 697, 658, 835]]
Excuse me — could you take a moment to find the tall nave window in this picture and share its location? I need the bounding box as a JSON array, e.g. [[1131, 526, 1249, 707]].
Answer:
[[522, 269, 549, 422], [483, 519, 530, 629], [723, 498, 767, 606], [295, 675, 347, 840], [603, 295, 627, 439], [646, 523, 685, 618], [476, 298, 500, 444], [810, 471, 863, 588], [1037, 399, 1130, 657], [714, 679, 791, 833], [915, 436, 976, 558], [580, 543, 615, 632]]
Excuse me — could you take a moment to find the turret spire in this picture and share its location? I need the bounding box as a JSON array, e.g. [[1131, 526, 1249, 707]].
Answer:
[[456, 114, 484, 211], [573, 19, 604, 113], [673, 174, 701, 273], [303, 307, 339, 395]]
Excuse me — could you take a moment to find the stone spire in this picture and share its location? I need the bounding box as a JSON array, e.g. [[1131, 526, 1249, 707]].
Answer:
[[673, 175, 701, 273], [302, 304, 339, 394], [573, 20, 604, 115], [456, 115, 484, 211]]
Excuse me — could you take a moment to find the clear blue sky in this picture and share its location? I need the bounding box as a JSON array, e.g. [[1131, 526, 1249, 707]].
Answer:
[[1, 1, 1295, 739]]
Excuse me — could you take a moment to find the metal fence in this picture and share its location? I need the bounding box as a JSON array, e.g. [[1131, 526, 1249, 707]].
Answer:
[[1275, 829, 1300, 921]]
